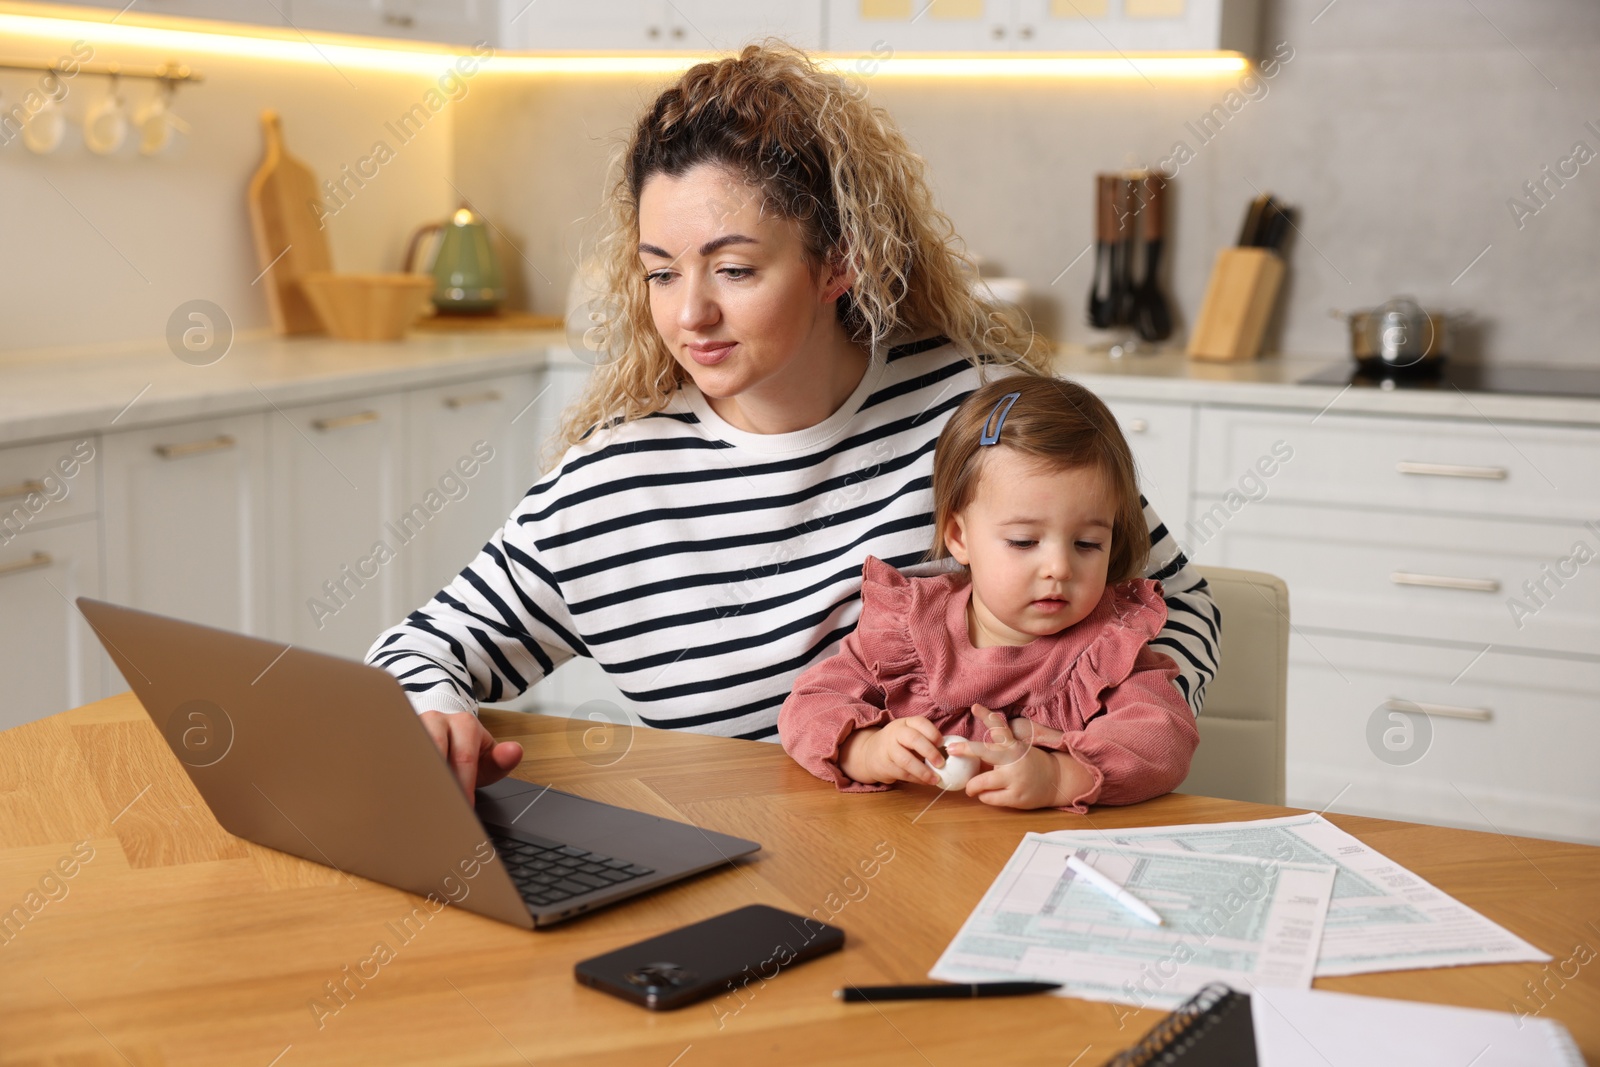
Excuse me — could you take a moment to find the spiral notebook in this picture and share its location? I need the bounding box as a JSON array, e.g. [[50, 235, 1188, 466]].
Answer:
[[1109, 984, 1584, 1066]]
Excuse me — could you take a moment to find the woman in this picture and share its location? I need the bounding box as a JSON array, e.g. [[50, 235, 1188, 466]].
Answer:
[[365, 43, 1220, 802]]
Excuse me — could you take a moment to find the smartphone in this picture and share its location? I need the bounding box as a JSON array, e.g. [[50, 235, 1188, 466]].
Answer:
[[574, 904, 845, 1011]]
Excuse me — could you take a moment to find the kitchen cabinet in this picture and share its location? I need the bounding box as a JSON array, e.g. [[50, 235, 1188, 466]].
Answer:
[[503, 1, 822, 52], [268, 394, 405, 661], [1103, 395, 1600, 843], [0, 436, 104, 732], [825, 0, 1258, 54], [102, 414, 272, 644], [398, 372, 544, 613], [292, 0, 498, 47], [1104, 397, 1192, 537], [63, 0, 292, 28]]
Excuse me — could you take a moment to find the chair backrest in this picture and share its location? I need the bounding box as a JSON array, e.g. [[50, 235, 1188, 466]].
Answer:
[[1176, 566, 1288, 806]]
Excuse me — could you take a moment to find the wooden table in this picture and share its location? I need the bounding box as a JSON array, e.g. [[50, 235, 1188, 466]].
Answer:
[[2, 694, 1597, 1065]]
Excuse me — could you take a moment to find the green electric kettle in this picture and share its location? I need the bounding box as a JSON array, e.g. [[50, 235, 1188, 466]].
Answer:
[[403, 205, 505, 314]]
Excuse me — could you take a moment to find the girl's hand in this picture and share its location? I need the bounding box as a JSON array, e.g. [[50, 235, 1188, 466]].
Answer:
[[838, 717, 945, 786], [952, 708, 1089, 809]]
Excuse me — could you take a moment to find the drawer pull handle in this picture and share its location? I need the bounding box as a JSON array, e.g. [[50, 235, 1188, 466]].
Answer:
[[312, 411, 380, 432], [154, 435, 236, 459], [1126, 418, 1149, 433], [1396, 461, 1507, 480], [443, 390, 502, 409], [0, 479, 47, 501], [1390, 571, 1500, 593], [1382, 698, 1492, 723], [0, 551, 51, 577]]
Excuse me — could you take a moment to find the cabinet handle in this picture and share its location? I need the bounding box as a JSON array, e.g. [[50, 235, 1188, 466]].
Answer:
[[646, 25, 660, 38], [1396, 461, 1507, 481], [0, 479, 46, 501], [1019, 24, 1034, 39], [991, 24, 1006, 38], [154, 435, 236, 459], [1382, 698, 1492, 723], [382, 12, 416, 28], [1390, 571, 1500, 593], [1126, 418, 1149, 433], [443, 390, 502, 409], [312, 410, 381, 432], [670, 25, 684, 38], [0, 551, 51, 577]]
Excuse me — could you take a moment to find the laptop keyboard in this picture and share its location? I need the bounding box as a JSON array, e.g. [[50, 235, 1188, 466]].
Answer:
[[488, 831, 655, 909]]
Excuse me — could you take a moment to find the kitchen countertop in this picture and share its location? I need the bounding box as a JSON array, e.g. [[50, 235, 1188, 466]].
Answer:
[[4, 331, 1599, 448], [0, 329, 569, 448], [1050, 347, 1600, 426]]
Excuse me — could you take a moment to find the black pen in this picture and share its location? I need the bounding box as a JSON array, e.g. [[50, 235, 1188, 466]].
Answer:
[[836, 981, 1062, 1002]]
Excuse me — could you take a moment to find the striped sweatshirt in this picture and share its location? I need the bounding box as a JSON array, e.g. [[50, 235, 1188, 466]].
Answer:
[[365, 337, 1222, 740]]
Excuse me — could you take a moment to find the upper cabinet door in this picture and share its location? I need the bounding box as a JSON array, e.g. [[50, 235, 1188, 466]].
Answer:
[[508, 1, 674, 50], [667, 1, 823, 52], [1016, 0, 1259, 52], [509, 1, 822, 51], [827, 0, 1017, 54], [61, 0, 292, 27], [292, 0, 498, 47]]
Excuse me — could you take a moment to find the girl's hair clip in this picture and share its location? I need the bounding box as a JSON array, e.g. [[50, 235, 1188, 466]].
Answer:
[[979, 391, 1021, 446]]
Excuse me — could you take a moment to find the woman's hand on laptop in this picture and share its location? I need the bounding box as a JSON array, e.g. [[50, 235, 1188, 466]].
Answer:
[[419, 710, 524, 805]]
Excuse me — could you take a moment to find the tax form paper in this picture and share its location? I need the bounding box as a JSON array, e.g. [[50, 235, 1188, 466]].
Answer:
[[1035, 813, 1551, 977], [929, 835, 1337, 1010]]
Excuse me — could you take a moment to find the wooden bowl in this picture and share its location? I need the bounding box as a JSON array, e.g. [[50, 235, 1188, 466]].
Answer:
[[298, 272, 434, 341]]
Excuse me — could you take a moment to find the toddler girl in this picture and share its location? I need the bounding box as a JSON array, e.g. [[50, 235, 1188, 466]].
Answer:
[[778, 376, 1199, 811]]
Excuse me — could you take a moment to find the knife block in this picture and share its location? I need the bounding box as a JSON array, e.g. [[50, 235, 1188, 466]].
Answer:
[[1187, 248, 1285, 362]]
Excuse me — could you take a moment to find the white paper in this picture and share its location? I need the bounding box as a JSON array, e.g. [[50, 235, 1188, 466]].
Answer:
[[928, 835, 1335, 1010], [1038, 813, 1551, 976], [1249, 987, 1585, 1067]]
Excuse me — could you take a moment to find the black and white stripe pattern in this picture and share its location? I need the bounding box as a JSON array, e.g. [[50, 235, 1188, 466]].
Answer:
[[366, 338, 1221, 740]]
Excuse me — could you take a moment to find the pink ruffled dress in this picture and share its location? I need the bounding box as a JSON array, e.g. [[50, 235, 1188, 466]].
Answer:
[[778, 556, 1200, 812]]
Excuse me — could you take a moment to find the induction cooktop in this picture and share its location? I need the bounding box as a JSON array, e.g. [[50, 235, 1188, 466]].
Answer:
[[1298, 361, 1600, 399]]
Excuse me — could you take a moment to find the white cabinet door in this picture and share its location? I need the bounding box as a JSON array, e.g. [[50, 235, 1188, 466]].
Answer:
[[398, 373, 544, 613], [827, 0, 1015, 53], [508, 1, 821, 51], [102, 414, 270, 643], [509, 0, 673, 50], [1102, 398, 1192, 546], [0, 521, 103, 731], [292, 0, 497, 46], [668, 0, 823, 51], [61, 0, 291, 27], [268, 394, 405, 661]]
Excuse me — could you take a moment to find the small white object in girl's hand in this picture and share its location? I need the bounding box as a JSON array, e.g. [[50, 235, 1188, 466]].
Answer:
[[927, 735, 979, 791]]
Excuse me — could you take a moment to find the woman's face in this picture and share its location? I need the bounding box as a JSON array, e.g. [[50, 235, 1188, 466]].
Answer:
[[637, 162, 853, 432], [943, 451, 1115, 648]]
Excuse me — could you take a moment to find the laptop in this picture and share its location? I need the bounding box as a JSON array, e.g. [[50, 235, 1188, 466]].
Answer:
[[76, 598, 761, 929]]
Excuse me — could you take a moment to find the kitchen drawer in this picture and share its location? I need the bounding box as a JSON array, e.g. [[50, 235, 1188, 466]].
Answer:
[[0, 435, 99, 531], [1195, 407, 1600, 522], [1284, 632, 1600, 844], [1102, 399, 1192, 538], [1201, 500, 1600, 656]]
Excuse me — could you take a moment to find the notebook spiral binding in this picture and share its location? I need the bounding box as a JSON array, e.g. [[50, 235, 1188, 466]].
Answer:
[[1107, 983, 1246, 1066]]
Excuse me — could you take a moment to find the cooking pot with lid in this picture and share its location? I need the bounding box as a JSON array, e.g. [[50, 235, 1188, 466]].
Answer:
[[1332, 295, 1455, 373]]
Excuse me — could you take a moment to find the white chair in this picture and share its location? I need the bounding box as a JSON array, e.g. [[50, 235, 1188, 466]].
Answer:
[[1176, 566, 1289, 806]]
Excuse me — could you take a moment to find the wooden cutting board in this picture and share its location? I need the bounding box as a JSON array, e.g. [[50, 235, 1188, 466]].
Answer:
[[246, 110, 332, 335]]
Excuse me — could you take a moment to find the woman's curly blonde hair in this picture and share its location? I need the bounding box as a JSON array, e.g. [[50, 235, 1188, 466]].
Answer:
[[546, 40, 1053, 469]]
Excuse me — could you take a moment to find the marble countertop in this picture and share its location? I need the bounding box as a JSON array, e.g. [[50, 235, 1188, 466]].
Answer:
[[0, 329, 568, 448], [4, 329, 1597, 448]]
